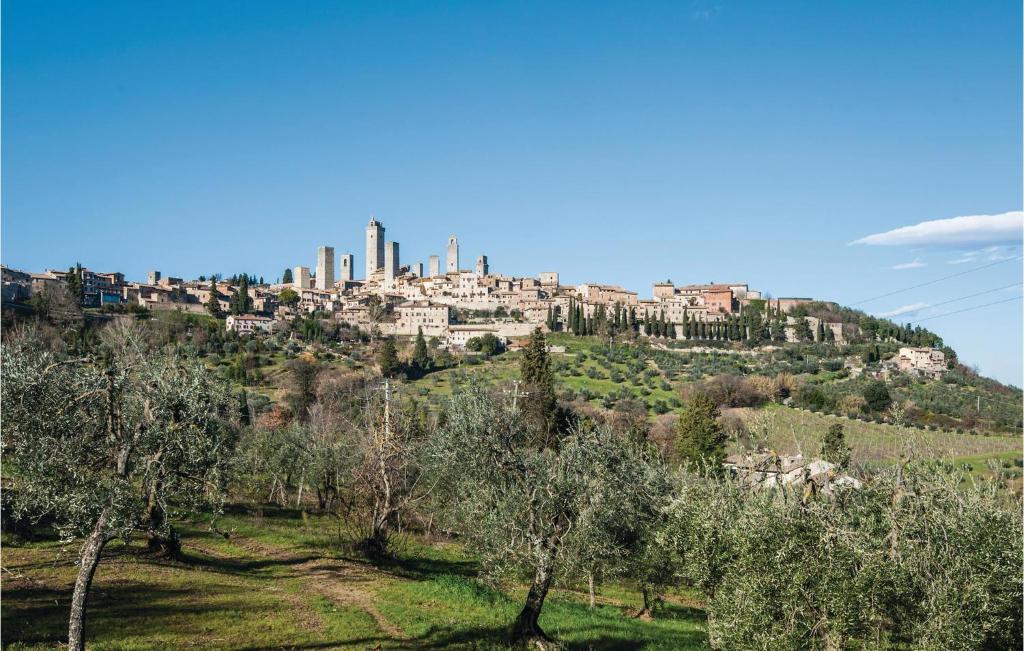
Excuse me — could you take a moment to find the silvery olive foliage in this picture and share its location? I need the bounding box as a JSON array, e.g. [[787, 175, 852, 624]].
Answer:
[[660, 463, 1023, 650], [426, 387, 663, 638], [2, 324, 237, 543]]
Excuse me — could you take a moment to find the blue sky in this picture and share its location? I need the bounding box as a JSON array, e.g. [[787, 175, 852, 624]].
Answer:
[[3, 1, 1022, 384]]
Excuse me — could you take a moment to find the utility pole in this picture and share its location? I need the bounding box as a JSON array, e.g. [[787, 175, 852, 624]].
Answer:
[[383, 378, 392, 439], [507, 380, 528, 412]]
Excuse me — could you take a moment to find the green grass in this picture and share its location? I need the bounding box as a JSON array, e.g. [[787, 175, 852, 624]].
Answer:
[[377, 573, 708, 650], [3, 507, 708, 650], [729, 403, 1022, 465]]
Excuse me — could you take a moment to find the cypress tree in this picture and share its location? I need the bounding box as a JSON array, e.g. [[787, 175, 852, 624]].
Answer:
[[412, 327, 431, 373], [675, 392, 727, 471], [205, 279, 222, 318], [820, 423, 851, 470], [65, 264, 85, 303], [520, 327, 559, 444], [378, 337, 401, 378]]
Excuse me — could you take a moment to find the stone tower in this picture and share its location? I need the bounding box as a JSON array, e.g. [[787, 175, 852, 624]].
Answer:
[[384, 241, 400, 288], [316, 246, 335, 290], [475, 255, 488, 276], [293, 266, 311, 290], [428, 255, 440, 278], [412, 262, 423, 278], [339, 253, 354, 282], [446, 235, 459, 274], [365, 218, 385, 280]]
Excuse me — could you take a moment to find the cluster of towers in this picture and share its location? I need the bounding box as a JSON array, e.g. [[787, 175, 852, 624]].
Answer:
[[297, 218, 487, 291]]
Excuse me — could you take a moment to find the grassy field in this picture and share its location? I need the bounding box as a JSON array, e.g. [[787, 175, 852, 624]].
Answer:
[[3, 507, 708, 650], [728, 403, 1022, 466]]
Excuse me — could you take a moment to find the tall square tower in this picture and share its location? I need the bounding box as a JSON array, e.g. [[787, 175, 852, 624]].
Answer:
[[366, 218, 385, 279], [316, 246, 335, 290], [446, 235, 459, 274], [340, 253, 354, 282], [384, 241, 400, 288]]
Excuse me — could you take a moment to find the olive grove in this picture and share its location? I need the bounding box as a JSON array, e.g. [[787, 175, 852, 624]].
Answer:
[[2, 324, 237, 650]]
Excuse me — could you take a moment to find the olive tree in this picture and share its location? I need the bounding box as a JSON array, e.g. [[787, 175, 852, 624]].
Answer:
[[2, 327, 236, 651], [661, 463, 1022, 649], [427, 387, 660, 645]]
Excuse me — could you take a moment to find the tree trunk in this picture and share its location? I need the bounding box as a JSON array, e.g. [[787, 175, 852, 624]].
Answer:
[[68, 511, 110, 651], [588, 573, 596, 609], [636, 585, 652, 618], [511, 549, 556, 644]]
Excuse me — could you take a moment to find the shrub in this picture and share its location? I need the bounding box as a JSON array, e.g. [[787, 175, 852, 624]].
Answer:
[[863, 380, 892, 412]]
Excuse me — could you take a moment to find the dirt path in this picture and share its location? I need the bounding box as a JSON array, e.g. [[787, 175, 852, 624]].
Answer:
[[222, 534, 409, 642]]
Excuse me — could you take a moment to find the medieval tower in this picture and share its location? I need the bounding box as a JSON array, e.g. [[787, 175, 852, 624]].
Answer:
[[365, 218, 385, 279], [316, 246, 335, 290], [446, 235, 459, 273]]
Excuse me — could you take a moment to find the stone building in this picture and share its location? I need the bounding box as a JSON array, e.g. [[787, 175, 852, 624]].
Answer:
[[316, 246, 335, 290], [384, 241, 400, 288], [366, 218, 385, 279], [476, 255, 489, 276], [429, 255, 440, 278], [393, 300, 449, 336], [894, 347, 946, 378], [226, 314, 275, 334], [446, 324, 503, 349], [540, 272, 559, 287], [293, 266, 311, 290], [340, 253, 354, 282]]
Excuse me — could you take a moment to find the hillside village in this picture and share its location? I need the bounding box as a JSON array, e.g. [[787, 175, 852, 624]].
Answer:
[[1, 217, 951, 379]]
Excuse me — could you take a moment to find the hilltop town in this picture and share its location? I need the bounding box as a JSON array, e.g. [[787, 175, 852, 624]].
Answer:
[[3, 217, 959, 385]]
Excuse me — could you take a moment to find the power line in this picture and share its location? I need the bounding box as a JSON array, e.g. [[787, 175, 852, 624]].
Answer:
[[913, 282, 1023, 312], [904, 295, 1022, 324], [850, 256, 1022, 306]]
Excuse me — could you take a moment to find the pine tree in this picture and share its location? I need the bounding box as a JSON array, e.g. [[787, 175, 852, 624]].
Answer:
[[675, 392, 726, 471], [283, 268, 293, 284], [205, 279, 223, 318]]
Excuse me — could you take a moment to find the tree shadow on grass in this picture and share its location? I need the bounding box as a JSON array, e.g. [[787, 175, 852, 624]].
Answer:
[[370, 552, 478, 581], [179, 548, 320, 577], [3, 580, 396, 650]]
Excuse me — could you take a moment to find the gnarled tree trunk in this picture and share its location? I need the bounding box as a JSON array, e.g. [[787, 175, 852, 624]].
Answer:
[[68, 510, 111, 651], [511, 547, 557, 645]]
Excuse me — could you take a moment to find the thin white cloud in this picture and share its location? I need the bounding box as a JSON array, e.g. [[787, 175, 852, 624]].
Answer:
[[948, 256, 976, 265], [877, 302, 929, 318], [891, 259, 927, 270], [850, 211, 1023, 247]]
